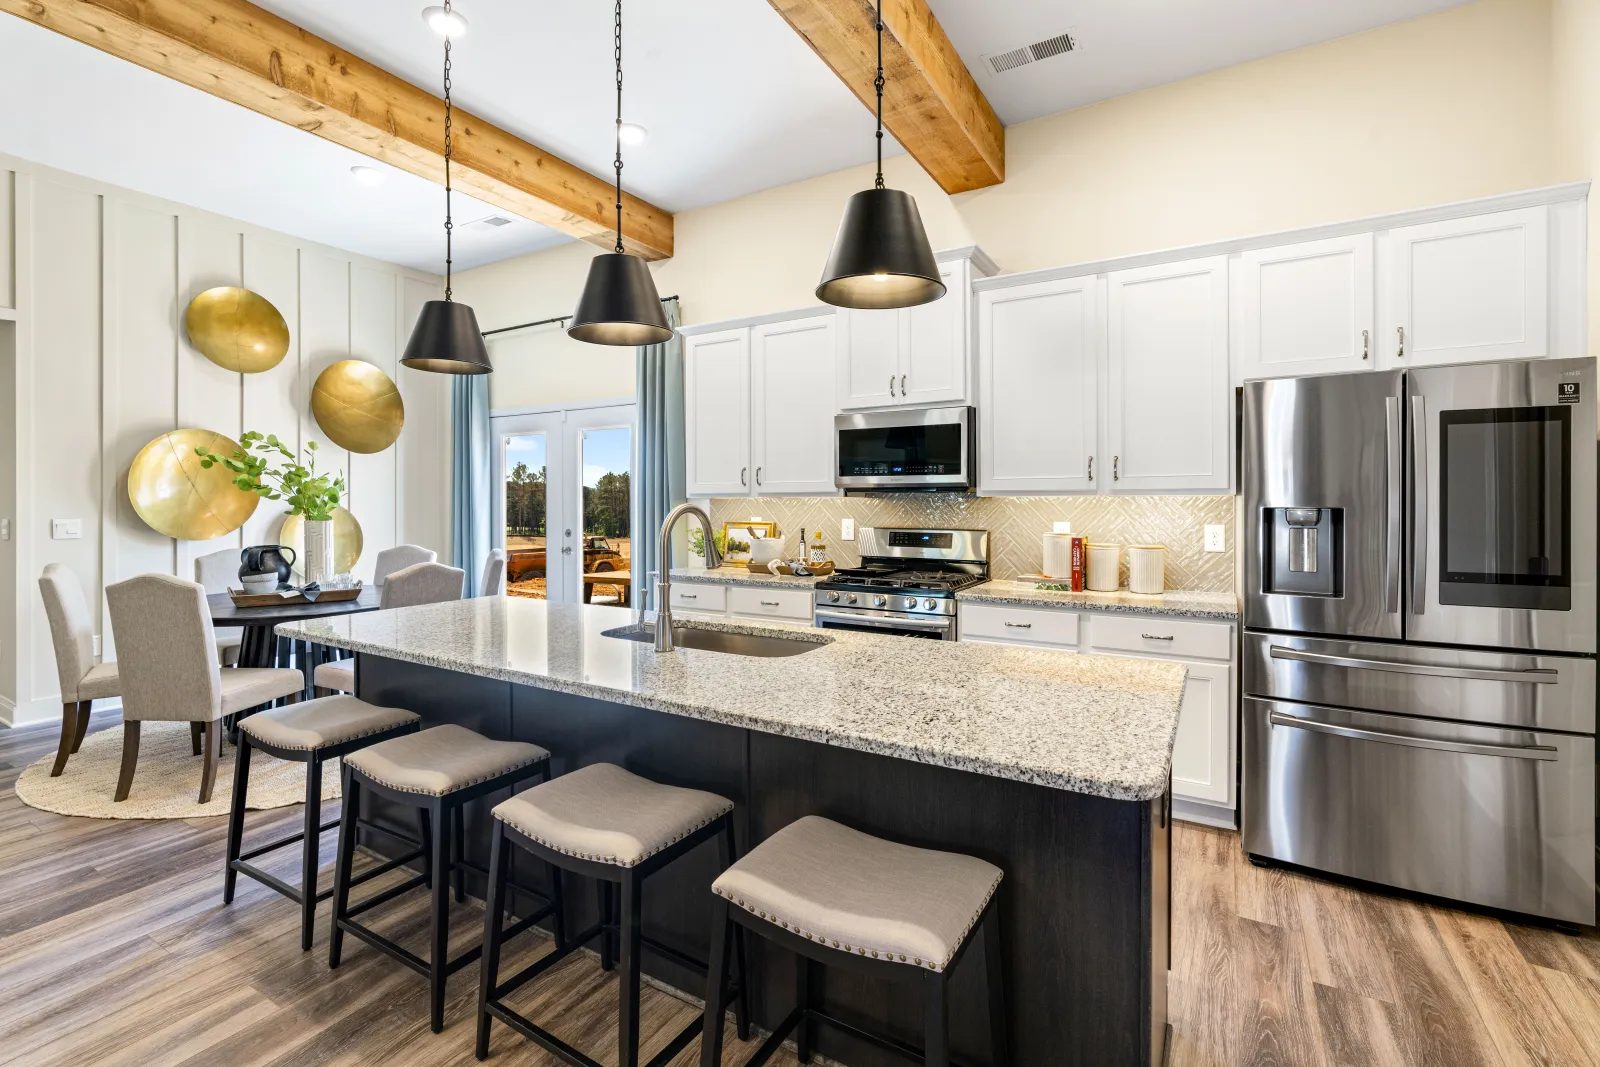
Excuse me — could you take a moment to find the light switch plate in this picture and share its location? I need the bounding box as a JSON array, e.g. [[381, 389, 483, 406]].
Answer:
[[0, 519, 10, 540], [1204, 525, 1226, 552], [840, 518, 855, 541], [1053, 521, 1072, 534], [93, 635, 101, 657], [51, 519, 82, 540]]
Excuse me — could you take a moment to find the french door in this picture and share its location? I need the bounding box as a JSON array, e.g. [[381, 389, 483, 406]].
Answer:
[[492, 402, 636, 605]]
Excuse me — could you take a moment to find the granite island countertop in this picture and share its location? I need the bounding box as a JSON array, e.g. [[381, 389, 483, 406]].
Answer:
[[278, 598, 1185, 802], [959, 581, 1239, 619], [670, 566, 822, 590]]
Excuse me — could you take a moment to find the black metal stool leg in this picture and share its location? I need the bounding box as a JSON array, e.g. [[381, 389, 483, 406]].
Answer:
[[419, 808, 433, 890], [549, 866, 568, 950], [984, 902, 1008, 1067], [328, 770, 360, 969], [795, 954, 814, 1063], [223, 736, 252, 904], [476, 819, 510, 1061], [618, 873, 643, 1067], [429, 799, 451, 1033], [597, 880, 614, 971], [923, 969, 950, 1067], [717, 820, 751, 1042], [299, 759, 323, 951], [699, 896, 731, 1067], [452, 805, 466, 903]]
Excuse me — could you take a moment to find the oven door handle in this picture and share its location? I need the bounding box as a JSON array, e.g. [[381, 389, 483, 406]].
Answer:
[[813, 608, 953, 632], [1268, 645, 1559, 683], [1268, 711, 1559, 761]]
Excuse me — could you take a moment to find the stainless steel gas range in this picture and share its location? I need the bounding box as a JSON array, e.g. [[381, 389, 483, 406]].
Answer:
[[812, 528, 989, 640]]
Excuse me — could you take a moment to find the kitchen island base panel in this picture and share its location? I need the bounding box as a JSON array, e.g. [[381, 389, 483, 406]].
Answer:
[[356, 653, 1170, 1067]]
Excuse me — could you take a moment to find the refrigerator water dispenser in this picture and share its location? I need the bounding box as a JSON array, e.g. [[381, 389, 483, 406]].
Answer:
[[1262, 507, 1342, 597]]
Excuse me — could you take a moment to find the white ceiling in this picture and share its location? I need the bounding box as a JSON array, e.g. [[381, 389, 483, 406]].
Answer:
[[0, 0, 1473, 274]]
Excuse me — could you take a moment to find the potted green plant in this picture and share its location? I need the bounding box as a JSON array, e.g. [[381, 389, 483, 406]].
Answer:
[[686, 527, 727, 571], [195, 433, 347, 584]]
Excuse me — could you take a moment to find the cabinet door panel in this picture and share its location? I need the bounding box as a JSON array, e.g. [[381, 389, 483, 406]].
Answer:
[[751, 316, 838, 496], [978, 275, 1099, 494], [1235, 233, 1374, 382], [1170, 660, 1233, 804], [1382, 206, 1549, 367], [684, 329, 751, 497], [836, 308, 899, 409], [902, 261, 966, 405], [1107, 256, 1231, 492]]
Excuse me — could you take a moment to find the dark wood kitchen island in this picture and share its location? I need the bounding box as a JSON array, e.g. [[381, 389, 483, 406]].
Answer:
[[279, 597, 1184, 1067]]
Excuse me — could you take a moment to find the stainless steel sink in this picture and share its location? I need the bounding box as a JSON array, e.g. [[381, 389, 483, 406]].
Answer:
[[603, 624, 824, 657]]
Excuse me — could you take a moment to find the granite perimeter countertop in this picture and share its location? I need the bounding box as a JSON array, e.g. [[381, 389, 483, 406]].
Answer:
[[959, 582, 1239, 620], [670, 566, 823, 589], [279, 598, 1185, 802]]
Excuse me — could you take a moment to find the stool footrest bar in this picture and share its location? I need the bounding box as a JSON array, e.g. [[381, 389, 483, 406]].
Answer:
[[493, 920, 603, 1001], [348, 848, 424, 887], [345, 873, 427, 919], [484, 1002, 606, 1067]]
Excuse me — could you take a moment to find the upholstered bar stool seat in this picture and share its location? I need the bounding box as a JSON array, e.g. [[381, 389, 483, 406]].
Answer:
[[701, 817, 1008, 1067], [331, 725, 554, 1034], [312, 660, 355, 693], [476, 763, 749, 1067], [224, 694, 422, 951]]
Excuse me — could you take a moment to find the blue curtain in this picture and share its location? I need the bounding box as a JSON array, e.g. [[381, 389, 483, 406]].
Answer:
[[451, 373, 492, 596], [631, 298, 685, 610]]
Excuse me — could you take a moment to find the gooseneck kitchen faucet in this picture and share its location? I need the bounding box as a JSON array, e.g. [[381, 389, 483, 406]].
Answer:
[[653, 503, 722, 652]]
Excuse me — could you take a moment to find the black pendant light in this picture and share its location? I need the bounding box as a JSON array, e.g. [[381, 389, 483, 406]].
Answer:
[[568, 0, 673, 347], [401, 0, 493, 375], [816, 0, 944, 310]]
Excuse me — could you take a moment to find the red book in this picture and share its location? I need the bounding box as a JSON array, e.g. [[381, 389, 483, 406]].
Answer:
[[1070, 537, 1085, 592]]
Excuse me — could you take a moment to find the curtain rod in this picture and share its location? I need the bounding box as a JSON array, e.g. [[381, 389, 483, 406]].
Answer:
[[480, 294, 680, 338]]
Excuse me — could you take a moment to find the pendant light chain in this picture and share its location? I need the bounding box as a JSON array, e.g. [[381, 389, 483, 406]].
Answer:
[[442, 0, 455, 300], [613, 0, 625, 254], [873, 0, 885, 190]]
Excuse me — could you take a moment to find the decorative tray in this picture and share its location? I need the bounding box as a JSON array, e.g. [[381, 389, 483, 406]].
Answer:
[[760, 561, 835, 576], [227, 584, 364, 607]]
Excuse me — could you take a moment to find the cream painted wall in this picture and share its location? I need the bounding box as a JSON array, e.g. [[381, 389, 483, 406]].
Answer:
[[1551, 0, 1600, 354], [0, 154, 452, 726], [459, 0, 1562, 353]]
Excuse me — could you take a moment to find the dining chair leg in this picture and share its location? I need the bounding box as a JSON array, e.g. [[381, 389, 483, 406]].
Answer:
[[198, 720, 223, 804], [190, 721, 204, 756], [50, 702, 79, 777], [223, 736, 253, 904], [113, 721, 141, 802], [71, 700, 91, 753], [299, 758, 323, 951]]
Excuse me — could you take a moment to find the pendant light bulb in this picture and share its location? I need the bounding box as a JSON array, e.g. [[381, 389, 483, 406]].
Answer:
[[402, 0, 492, 374], [816, 0, 943, 311], [568, 0, 673, 348]]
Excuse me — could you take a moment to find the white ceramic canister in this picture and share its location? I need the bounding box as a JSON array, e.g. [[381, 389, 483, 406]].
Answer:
[[1127, 544, 1167, 594], [1041, 533, 1074, 579], [1086, 543, 1121, 592]]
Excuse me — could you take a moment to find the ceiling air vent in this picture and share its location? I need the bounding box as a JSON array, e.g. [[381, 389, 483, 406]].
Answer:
[[983, 29, 1078, 75], [476, 215, 514, 228]]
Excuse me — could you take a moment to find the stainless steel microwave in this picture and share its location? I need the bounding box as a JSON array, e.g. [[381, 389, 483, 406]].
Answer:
[[834, 406, 975, 492]]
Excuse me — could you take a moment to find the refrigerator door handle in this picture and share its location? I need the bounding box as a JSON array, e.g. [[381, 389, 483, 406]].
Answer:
[[1268, 711, 1559, 761], [1409, 394, 1428, 615], [1384, 396, 1402, 613], [1268, 644, 1560, 683]]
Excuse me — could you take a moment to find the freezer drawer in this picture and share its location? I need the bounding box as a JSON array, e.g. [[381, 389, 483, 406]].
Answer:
[[1242, 697, 1595, 925], [1243, 631, 1595, 734]]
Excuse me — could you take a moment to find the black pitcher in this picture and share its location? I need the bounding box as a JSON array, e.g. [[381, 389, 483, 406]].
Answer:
[[240, 545, 296, 588]]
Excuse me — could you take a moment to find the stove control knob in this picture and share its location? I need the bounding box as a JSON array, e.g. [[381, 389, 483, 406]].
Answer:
[[828, 592, 840, 603], [846, 593, 858, 605], [873, 595, 887, 608], [924, 598, 938, 611], [904, 596, 920, 609]]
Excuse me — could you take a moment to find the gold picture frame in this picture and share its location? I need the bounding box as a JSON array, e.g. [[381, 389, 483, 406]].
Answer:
[[720, 521, 779, 564]]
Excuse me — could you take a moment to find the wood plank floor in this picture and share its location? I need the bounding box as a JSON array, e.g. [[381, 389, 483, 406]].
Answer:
[[2, 712, 1598, 1066]]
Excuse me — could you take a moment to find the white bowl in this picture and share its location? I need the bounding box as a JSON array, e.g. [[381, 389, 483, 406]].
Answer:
[[241, 574, 279, 594]]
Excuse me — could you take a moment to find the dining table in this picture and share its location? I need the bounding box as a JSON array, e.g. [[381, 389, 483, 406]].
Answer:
[[206, 587, 384, 703]]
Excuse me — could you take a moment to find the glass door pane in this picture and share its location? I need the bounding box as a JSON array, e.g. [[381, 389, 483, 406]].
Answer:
[[503, 433, 548, 600], [577, 425, 632, 607]]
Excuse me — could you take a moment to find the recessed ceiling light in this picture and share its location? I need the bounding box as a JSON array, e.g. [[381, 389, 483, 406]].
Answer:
[[422, 5, 468, 38], [618, 122, 649, 147], [349, 165, 384, 186]]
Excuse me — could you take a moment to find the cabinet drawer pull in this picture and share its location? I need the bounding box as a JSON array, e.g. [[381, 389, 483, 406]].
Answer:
[[1087, 456, 1093, 481], [901, 373, 907, 395], [759, 599, 780, 607], [755, 467, 762, 486], [1003, 621, 1033, 629], [678, 593, 698, 600], [1397, 326, 1405, 359], [740, 467, 747, 486], [1113, 456, 1120, 481], [1141, 633, 1174, 641], [889, 375, 896, 397], [1362, 329, 1369, 361]]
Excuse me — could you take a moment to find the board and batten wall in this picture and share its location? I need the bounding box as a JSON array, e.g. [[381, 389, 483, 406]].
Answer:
[[0, 154, 452, 726]]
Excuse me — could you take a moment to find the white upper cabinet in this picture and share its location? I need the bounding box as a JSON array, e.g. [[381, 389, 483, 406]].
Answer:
[[684, 328, 751, 497], [1106, 256, 1232, 493], [978, 274, 1100, 494], [837, 252, 991, 410], [751, 315, 837, 495], [1234, 233, 1375, 382], [1380, 205, 1550, 367]]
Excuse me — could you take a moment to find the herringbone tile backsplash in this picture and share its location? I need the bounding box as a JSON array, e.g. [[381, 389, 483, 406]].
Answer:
[[709, 495, 1238, 593]]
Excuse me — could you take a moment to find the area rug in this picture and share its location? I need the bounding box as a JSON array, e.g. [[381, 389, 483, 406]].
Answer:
[[14, 720, 340, 820]]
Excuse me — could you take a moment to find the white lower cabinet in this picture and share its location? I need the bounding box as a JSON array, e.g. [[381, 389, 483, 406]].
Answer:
[[959, 602, 1237, 823], [668, 581, 815, 627]]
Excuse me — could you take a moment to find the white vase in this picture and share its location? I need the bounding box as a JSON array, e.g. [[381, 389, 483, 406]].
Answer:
[[303, 517, 335, 585]]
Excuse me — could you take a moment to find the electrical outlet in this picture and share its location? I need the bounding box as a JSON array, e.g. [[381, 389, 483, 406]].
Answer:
[[1204, 525, 1226, 553], [51, 519, 82, 540], [840, 518, 855, 541]]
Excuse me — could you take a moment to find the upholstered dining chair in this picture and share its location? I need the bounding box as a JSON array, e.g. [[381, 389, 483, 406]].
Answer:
[[193, 548, 244, 666], [373, 544, 437, 586], [38, 564, 120, 778], [480, 549, 505, 597], [104, 574, 304, 804], [313, 562, 466, 695]]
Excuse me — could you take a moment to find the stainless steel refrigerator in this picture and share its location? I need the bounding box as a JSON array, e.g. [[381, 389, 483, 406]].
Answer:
[[1241, 357, 1596, 927]]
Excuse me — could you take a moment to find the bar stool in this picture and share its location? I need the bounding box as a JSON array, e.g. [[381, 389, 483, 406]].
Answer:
[[700, 816, 1007, 1067], [329, 724, 554, 1033], [476, 762, 750, 1067], [224, 694, 423, 950]]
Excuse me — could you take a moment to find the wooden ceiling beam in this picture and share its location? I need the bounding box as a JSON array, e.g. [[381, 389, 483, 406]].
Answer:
[[1, 0, 675, 259], [769, 0, 1004, 194]]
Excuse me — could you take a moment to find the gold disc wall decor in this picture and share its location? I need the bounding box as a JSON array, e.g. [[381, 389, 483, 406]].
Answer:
[[311, 360, 405, 453], [280, 508, 364, 577], [128, 429, 259, 541], [184, 287, 291, 373]]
